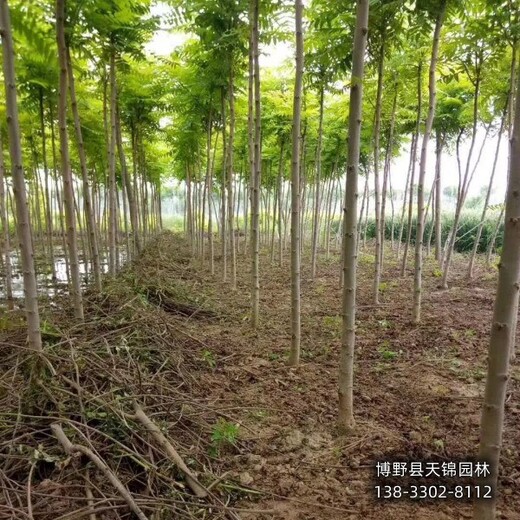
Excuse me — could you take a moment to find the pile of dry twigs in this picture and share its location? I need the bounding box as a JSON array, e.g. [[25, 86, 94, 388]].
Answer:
[[0, 233, 243, 520]]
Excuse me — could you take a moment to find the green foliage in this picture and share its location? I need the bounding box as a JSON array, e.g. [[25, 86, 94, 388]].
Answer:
[[364, 208, 504, 253], [200, 349, 216, 368], [378, 342, 399, 361], [210, 418, 239, 455]]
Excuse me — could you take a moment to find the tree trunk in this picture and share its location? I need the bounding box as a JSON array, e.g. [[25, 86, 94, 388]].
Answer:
[[357, 173, 369, 255], [412, 3, 446, 323], [272, 140, 284, 264], [227, 67, 237, 289], [288, 0, 303, 366], [50, 101, 70, 284], [108, 48, 118, 276], [0, 0, 42, 347], [250, 0, 261, 329], [400, 63, 422, 276], [372, 36, 385, 305], [115, 102, 141, 258], [220, 89, 227, 279], [380, 80, 398, 266], [56, 0, 83, 320], [0, 130, 13, 307], [338, 0, 369, 431], [472, 61, 520, 520], [486, 206, 505, 266], [397, 133, 415, 260], [66, 46, 101, 290], [432, 130, 443, 263], [311, 86, 325, 279], [39, 90, 57, 284]]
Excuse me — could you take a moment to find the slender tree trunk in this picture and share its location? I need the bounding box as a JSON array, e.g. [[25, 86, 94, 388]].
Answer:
[[220, 89, 227, 279], [209, 130, 218, 273], [272, 140, 284, 263], [56, 0, 83, 320], [401, 64, 422, 276], [322, 177, 332, 252], [473, 62, 520, 520], [50, 102, 70, 284], [66, 46, 101, 290], [39, 91, 57, 284], [0, 0, 42, 348], [227, 67, 237, 289], [338, 0, 369, 431], [250, 0, 261, 329], [424, 177, 435, 256], [115, 101, 141, 258], [397, 134, 414, 260], [372, 36, 385, 305], [380, 81, 398, 267], [287, 0, 303, 366], [434, 130, 444, 264], [204, 107, 212, 267], [357, 173, 369, 255], [0, 131, 13, 307], [107, 48, 118, 276], [311, 86, 325, 279], [413, 3, 446, 323], [186, 165, 194, 252], [486, 207, 505, 266], [278, 155, 284, 266]]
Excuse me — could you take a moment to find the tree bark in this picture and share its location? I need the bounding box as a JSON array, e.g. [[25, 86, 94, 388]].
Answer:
[[400, 64, 422, 276], [38, 90, 57, 284], [250, 0, 261, 329], [311, 85, 325, 279], [288, 0, 304, 366], [434, 130, 444, 264], [0, 130, 13, 307], [0, 0, 42, 347], [472, 61, 520, 520], [66, 46, 101, 290], [108, 48, 118, 276], [373, 37, 385, 304], [338, 0, 369, 431], [56, 0, 83, 320], [115, 100, 141, 257], [227, 67, 237, 289], [412, 3, 446, 323]]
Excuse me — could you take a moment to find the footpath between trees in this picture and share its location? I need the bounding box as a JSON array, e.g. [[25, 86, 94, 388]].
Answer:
[[0, 232, 518, 519]]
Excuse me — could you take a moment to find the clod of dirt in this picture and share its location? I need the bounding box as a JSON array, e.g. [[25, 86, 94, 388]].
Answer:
[[305, 430, 332, 449], [409, 430, 422, 442], [283, 429, 304, 451], [239, 472, 254, 486]]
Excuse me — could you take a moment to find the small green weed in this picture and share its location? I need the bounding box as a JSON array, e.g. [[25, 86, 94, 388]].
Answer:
[[201, 349, 216, 368], [210, 419, 240, 456], [378, 342, 398, 361]]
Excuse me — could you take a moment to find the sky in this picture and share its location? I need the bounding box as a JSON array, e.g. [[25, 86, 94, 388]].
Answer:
[[145, 2, 509, 208]]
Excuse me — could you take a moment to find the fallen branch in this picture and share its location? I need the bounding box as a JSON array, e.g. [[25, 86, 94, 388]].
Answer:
[[50, 423, 148, 520], [132, 403, 208, 498]]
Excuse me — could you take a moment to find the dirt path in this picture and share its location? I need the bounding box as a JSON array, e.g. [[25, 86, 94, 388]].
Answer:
[[178, 240, 520, 519]]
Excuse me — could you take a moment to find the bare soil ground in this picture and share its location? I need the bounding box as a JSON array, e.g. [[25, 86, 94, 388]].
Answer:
[[0, 232, 518, 520], [177, 236, 520, 520]]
